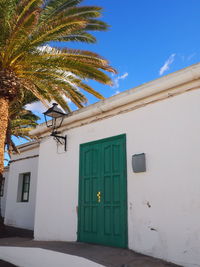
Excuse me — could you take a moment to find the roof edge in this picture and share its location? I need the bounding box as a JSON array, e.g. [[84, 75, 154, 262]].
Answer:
[[12, 141, 40, 153], [31, 63, 200, 136]]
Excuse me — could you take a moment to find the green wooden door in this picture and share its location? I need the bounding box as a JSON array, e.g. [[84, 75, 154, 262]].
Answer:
[[78, 134, 127, 248]]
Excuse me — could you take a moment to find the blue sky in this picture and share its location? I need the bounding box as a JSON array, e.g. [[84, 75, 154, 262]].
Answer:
[[77, 0, 200, 95], [9, 0, 200, 149]]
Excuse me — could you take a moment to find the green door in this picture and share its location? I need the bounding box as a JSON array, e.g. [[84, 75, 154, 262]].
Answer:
[[78, 134, 127, 248]]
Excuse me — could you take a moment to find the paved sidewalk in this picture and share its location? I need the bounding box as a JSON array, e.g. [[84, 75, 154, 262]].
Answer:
[[0, 236, 182, 267], [0, 246, 103, 267]]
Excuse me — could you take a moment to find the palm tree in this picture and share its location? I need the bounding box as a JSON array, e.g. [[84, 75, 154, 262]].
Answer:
[[5, 93, 39, 155], [0, 0, 116, 178]]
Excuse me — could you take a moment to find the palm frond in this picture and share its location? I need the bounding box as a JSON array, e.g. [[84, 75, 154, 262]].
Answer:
[[40, 0, 82, 22], [5, 91, 40, 155], [1, 0, 116, 119], [56, 31, 96, 43]]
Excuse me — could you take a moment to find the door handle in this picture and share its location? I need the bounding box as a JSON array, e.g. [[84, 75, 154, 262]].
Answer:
[[97, 191, 101, 203]]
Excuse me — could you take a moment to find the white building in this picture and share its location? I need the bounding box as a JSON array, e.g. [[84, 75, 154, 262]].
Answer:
[[31, 63, 200, 267], [1, 166, 9, 218], [3, 63, 200, 267], [4, 141, 39, 230]]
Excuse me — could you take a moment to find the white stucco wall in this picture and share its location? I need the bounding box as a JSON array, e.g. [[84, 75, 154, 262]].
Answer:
[[1, 168, 9, 218], [4, 146, 39, 230], [34, 88, 200, 267]]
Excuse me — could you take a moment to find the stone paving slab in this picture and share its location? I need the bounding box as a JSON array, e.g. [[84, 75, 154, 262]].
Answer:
[[0, 237, 182, 267]]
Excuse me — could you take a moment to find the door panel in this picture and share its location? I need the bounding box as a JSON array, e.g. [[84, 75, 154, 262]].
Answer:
[[78, 134, 127, 248]]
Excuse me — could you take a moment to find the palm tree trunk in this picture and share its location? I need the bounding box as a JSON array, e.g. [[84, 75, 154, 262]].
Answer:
[[0, 98, 9, 176], [0, 97, 9, 232]]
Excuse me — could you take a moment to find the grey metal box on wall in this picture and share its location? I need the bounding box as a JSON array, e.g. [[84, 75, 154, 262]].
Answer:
[[132, 153, 146, 173]]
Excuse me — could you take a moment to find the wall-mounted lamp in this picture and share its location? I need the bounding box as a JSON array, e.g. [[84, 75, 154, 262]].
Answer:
[[43, 103, 68, 151]]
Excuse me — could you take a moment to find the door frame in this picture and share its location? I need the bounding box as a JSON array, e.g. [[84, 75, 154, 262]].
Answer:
[[77, 134, 128, 248]]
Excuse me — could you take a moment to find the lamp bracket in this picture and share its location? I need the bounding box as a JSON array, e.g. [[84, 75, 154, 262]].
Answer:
[[51, 131, 67, 151]]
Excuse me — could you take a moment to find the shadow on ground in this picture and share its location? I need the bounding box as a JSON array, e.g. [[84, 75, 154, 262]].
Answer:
[[0, 226, 33, 239], [0, 226, 182, 267]]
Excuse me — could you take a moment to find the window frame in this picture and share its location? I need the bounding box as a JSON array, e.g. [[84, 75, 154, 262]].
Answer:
[[21, 173, 31, 202], [0, 178, 5, 197]]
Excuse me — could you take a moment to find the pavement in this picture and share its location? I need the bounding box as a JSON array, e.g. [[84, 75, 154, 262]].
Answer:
[[0, 227, 182, 267], [0, 246, 104, 267]]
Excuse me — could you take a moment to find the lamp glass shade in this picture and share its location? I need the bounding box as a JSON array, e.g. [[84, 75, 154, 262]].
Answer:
[[43, 103, 65, 119]]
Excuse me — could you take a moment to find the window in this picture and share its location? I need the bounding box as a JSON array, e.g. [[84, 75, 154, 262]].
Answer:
[[0, 178, 5, 197], [21, 173, 30, 202]]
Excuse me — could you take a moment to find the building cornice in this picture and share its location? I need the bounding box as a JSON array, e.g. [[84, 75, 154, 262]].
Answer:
[[9, 155, 39, 164], [12, 141, 40, 154], [31, 63, 200, 137]]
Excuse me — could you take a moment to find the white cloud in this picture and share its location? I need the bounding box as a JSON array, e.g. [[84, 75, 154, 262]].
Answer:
[[187, 53, 196, 61], [62, 95, 72, 104], [25, 101, 46, 113], [120, 73, 129, 79], [179, 53, 196, 62], [37, 44, 58, 54], [112, 90, 120, 96], [159, 54, 176, 75], [113, 72, 129, 88], [25, 97, 72, 114]]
